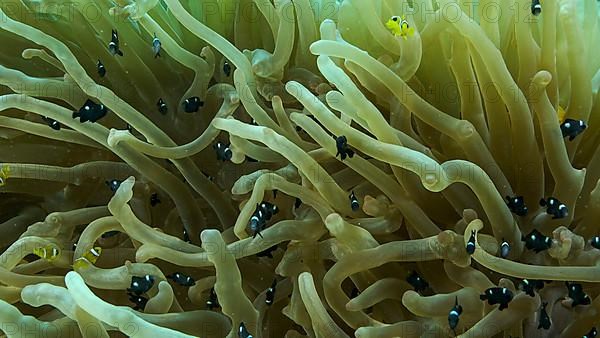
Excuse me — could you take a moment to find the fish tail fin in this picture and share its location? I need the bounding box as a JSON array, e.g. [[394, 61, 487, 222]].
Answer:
[[479, 294, 487, 300], [72, 111, 79, 119], [155, 51, 160, 58], [539, 198, 546, 206]]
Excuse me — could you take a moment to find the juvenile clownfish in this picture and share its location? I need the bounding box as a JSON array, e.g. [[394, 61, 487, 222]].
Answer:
[[522, 229, 552, 253], [505, 195, 528, 216], [385, 15, 415, 40], [73, 99, 108, 123], [108, 29, 123, 56], [560, 119, 587, 141], [152, 33, 161, 58], [97, 60, 106, 77], [349, 191, 359, 211], [406, 271, 429, 293], [128, 292, 148, 311], [466, 230, 476, 255], [531, 0, 542, 16], [128, 275, 155, 295], [206, 287, 219, 310], [335, 135, 354, 160], [584, 327, 598, 338], [448, 296, 463, 335], [591, 236, 600, 249], [42, 117, 60, 130], [539, 197, 568, 219], [166, 272, 195, 286], [33, 244, 60, 262], [265, 279, 277, 306], [0, 165, 9, 187], [565, 282, 591, 307], [73, 246, 103, 270], [480, 287, 513, 311], [157, 98, 168, 115], [213, 142, 233, 161], [239, 322, 253, 338], [183, 96, 203, 113], [538, 302, 551, 329], [519, 279, 545, 297], [500, 239, 510, 258]]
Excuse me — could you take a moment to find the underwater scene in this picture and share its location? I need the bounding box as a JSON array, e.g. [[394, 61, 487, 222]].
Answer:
[[0, 0, 599, 337]]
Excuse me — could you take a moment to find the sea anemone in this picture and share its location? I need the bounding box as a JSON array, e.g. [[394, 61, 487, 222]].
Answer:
[[0, 0, 599, 337]]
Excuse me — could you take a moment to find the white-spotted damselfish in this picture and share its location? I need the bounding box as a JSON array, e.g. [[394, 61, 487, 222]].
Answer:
[[480, 287, 513, 310], [239, 322, 253, 338], [183, 96, 203, 113], [560, 119, 587, 141], [519, 279, 545, 297], [531, 0, 542, 16], [566, 282, 591, 307], [206, 287, 219, 310], [349, 191, 359, 211], [223, 60, 231, 77], [591, 236, 600, 249], [105, 179, 121, 192], [539, 197, 568, 219], [538, 302, 551, 330], [584, 327, 598, 338], [522, 229, 552, 253], [406, 271, 429, 294], [128, 292, 148, 310], [97, 60, 106, 77], [152, 33, 161, 58], [157, 98, 168, 114], [505, 195, 528, 216], [213, 142, 232, 161], [500, 239, 510, 258], [466, 230, 476, 255], [250, 202, 279, 238], [265, 279, 277, 306], [335, 135, 354, 160], [448, 296, 462, 335], [108, 29, 123, 56], [42, 117, 60, 130], [128, 275, 154, 295], [73, 99, 107, 123], [166, 272, 195, 287]]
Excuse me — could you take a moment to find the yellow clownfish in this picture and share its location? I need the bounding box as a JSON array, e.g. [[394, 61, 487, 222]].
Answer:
[[33, 244, 61, 262], [73, 246, 103, 270], [385, 15, 414, 40], [0, 165, 10, 187], [557, 105, 566, 124]]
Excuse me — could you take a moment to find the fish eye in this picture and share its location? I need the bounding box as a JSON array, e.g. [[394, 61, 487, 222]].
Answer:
[[392, 16, 399, 21]]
